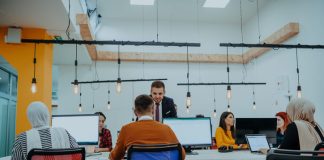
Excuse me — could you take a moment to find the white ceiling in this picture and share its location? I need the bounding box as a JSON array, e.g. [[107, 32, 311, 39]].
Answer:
[[0, 0, 268, 65], [98, 0, 268, 23]]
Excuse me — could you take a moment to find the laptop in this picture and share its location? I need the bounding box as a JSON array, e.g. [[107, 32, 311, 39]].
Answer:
[[245, 134, 270, 153]]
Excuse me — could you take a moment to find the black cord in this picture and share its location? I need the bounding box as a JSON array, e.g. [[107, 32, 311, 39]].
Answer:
[[156, 0, 159, 42], [240, 0, 247, 78], [79, 85, 82, 104], [295, 48, 300, 85], [75, 43, 78, 80], [226, 47, 229, 83], [118, 45, 121, 78], [33, 43, 37, 78], [257, 0, 261, 43], [66, 0, 71, 40], [186, 46, 190, 92]]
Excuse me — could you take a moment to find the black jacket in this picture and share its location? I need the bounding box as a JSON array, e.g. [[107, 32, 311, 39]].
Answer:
[[161, 96, 177, 118]]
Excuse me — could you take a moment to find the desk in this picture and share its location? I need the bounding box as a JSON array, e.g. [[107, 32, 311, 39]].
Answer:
[[86, 150, 266, 160]]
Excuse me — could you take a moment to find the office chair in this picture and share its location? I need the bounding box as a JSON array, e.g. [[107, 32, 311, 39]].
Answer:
[[314, 142, 324, 156], [127, 143, 182, 160], [27, 147, 85, 160], [266, 149, 324, 160]]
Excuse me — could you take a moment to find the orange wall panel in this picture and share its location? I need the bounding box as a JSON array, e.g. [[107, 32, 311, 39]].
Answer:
[[0, 27, 53, 135]]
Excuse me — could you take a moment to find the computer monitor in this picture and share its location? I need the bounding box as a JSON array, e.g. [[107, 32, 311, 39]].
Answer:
[[51, 114, 99, 145], [235, 118, 277, 145], [163, 117, 212, 154]]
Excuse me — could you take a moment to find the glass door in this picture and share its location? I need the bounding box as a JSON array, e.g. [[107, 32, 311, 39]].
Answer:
[[0, 97, 9, 157]]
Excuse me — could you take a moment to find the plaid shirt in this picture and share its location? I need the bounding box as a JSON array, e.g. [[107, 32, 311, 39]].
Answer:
[[99, 128, 112, 149]]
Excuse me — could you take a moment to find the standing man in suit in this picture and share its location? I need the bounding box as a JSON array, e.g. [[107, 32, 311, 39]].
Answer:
[[150, 80, 177, 122]]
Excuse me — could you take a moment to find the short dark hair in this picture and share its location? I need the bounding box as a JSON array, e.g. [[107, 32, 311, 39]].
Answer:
[[151, 81, 165, 90], [95, 112, 106, 120], [134, 94, 154, 113]]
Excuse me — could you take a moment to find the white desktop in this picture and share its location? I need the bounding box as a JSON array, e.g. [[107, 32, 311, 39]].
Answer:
[[163, 117, 212, 154], [51, 114, 99, 145]]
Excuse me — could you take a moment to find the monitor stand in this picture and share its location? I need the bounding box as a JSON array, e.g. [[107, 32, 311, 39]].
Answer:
[[184, 146, 199, 155]]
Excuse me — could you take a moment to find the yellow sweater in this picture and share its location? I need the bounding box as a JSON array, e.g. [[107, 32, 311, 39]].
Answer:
[[215, 127, 247, 149]]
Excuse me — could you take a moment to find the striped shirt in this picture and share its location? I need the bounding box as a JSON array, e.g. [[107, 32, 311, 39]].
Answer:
[[11, 127, 78, 160]]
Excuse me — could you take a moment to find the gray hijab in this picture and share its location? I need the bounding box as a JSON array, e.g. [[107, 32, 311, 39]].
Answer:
[[27, 101, 49, 128]]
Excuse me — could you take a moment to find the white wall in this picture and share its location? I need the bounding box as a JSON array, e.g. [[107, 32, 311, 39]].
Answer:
[[53, 0, 324, 146]]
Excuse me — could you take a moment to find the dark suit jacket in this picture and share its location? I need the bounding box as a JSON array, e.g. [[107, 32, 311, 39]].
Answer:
[[161, 96, 177, 118]]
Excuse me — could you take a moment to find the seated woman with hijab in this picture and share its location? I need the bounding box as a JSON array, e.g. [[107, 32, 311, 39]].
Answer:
[[279, 98, 324, 150], [11, 101, 79, 160]]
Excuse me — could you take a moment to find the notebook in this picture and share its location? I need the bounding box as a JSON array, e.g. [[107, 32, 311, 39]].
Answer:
[[245, 134, 270, 153]]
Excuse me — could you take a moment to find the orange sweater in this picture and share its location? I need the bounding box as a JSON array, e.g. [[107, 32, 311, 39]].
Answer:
[[215, 127, 247, 149], [109, 120, 186, 160]]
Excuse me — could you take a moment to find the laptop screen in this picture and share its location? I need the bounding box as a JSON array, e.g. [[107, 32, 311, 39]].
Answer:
[[246, 135, 270, 152]]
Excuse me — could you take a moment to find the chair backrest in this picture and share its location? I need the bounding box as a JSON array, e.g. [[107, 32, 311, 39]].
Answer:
[[315, 142, 324, 150], [27, 148, 85, 160], [127, 143, 182, 160], [266, 149, 324, 160], [314, 142, 324, 156]]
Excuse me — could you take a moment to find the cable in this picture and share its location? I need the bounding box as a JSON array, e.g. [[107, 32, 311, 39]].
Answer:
[[257, 0, 261, 43], [66, 0, 71, 40], [156, 0, 159, 42], [240, 0, 247, 81], [186, 46, 190, 92], [33, 43, 37, 78], [295, 48, 300, 85]]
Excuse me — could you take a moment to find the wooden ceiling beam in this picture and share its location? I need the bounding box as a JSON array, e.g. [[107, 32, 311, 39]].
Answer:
[[76, 14, 98, 60]]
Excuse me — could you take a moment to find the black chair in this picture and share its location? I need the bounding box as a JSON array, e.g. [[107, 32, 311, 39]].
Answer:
[[266, 149, 324, 160], [315, 142, 324, 151], [127, 143, 182, 160], [27, 147, 85, 160]]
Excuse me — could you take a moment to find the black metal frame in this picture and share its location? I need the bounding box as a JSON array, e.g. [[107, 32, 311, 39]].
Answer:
[[71, 78, 167, 84], [177, 82, 266, 86], [220, 43, 324, 49], [27, 147, 85, 160], [127, 143, 182, 160], [21, 39, 200, 47]]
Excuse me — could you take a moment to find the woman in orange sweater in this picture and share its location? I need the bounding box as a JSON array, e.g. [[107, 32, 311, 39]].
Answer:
[[215, 111, 247, 149]]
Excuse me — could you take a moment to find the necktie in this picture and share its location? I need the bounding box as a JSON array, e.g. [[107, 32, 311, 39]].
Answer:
[[155, 103, 160, 122]]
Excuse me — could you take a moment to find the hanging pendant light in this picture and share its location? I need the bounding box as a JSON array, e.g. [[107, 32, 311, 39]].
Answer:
[[73, 43, 79, 94], [31, 43, 37, 93], [78, 85, 82, 112], [116, 45, 122, 94], [295, 48, 302, 98], [185, 46, 192, 107], [107, 88, 111, 110], [226, 47, 231, 100]]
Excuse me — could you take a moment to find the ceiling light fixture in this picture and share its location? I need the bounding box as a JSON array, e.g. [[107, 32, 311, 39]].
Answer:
[[79, 85, 82, 112], [203, 0, 230, 8], [73, 43, 79, 94], [295, 48, 302, 98], [185, 46, 192, 108], [31, 43, 37, 94], [116, 45, 122, 94]]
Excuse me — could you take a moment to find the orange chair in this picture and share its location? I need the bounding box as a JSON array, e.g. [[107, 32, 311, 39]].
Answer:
[[27, 148, 85, 160]]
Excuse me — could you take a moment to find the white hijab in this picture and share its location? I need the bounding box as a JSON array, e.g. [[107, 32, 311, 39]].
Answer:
[[25, 101, 71, 154], [27, 101, 50, 128], [286, 98, 324, 150]]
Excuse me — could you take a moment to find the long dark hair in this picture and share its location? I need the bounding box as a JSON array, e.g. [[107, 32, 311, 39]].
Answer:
[[219, 111, 235, 138]]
